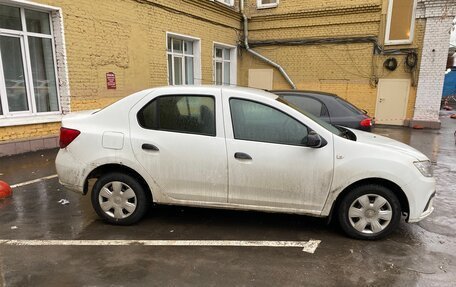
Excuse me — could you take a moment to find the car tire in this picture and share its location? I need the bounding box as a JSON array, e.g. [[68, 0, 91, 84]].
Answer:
[[338, 184, 401, 240], [91, 172, 149, 225]]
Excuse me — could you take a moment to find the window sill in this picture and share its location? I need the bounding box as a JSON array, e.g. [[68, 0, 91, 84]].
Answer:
[[257, 4, 278, 9], [384, 40, 413, 46], [0, 114, 63, 127], [214, 0, 234, 7]]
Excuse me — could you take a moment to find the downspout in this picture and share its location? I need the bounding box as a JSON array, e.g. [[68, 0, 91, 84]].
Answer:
[[240, 0, 296, 89]]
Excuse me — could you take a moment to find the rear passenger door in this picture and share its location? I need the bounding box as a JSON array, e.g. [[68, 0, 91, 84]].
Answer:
[[129, 90, 228, 203]]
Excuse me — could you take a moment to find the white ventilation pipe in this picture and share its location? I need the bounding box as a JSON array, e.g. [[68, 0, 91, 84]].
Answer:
[[240, 0, 296, 89]]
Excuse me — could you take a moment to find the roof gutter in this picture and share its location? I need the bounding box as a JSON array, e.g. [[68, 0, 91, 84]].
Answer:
[[240, 0, 296, 89]]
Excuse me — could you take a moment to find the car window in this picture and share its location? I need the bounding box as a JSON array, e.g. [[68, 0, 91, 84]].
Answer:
[[282, 95, 328, 117], [230, 98, 308, 146], [334, 97, 364, 115], [276, 97, 341, 136], [137, 95, 216, 136]]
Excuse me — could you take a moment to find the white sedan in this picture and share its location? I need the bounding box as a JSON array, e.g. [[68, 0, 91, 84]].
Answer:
[[55, 86, 435, 240]]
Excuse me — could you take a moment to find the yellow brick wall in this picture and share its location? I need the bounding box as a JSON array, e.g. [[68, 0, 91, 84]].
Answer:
[[246, 0, 381, 16], [239, 0, 426, 122], [0, 123, 61, 142], [0, 0, 427, 143], [51, 0, 240, 110], [239, 44, 379, 115], [0, 0, 241, 142]]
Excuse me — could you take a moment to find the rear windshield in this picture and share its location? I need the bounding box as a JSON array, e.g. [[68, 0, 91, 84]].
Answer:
[[335, 97, 365, 115], [276, 97, 340, 135]]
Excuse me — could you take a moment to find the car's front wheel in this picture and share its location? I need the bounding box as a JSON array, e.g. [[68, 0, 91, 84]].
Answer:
[[91, 173, 149, 225], [338, 184, 401, 240]]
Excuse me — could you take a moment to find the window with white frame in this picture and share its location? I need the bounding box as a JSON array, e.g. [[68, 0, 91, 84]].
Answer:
[[167, 35, 200, 85], [385, 0, 417, 45], [213, 45, 236, 86], [257, 0, 279, 9], [0, 4, 60, 117], [215, 0, 234, 6]]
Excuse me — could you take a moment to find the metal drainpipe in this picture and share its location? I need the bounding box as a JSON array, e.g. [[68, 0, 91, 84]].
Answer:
[[240, 1, 296, 89]]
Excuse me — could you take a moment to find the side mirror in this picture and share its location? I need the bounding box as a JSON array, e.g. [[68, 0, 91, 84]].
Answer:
[[303, 131, 327, 148]]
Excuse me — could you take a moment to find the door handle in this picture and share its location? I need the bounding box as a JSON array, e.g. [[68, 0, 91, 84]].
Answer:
[[234, 152, 252, 160], [142, 143, 159, 151]]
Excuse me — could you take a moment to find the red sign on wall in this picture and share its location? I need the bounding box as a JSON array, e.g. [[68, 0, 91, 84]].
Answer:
[[106, 72, 116, 89]]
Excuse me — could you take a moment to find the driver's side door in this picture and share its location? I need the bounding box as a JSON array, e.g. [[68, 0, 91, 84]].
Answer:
[[224, 95, 334, 213]]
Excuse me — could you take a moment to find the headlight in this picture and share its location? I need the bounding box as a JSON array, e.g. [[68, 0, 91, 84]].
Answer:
[[413, 160, 433, 177]]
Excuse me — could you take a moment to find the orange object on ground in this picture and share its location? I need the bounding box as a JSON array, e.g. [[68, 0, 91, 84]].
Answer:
[[450, 114, 456, 119], [412, 124, 424, 129], [0, 181, 12, 198]]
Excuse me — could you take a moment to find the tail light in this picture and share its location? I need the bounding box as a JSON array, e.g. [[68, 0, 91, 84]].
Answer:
[[360, 118, 372, 128], [59, 127, 80, 148]]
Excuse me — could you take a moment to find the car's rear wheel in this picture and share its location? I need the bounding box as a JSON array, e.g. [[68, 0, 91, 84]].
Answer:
[[338, 184, 401, 240], [91, 173, 149, 225]]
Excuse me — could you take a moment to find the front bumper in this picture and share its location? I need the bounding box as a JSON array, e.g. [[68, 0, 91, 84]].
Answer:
[[408, 206, 434, 223], [407, 190, 435, 223]]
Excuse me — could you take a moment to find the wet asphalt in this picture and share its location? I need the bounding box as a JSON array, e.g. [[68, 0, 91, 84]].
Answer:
[[0, 112, 456, 287]]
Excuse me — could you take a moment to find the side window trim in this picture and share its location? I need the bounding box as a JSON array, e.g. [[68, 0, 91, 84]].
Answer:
[[305, 95, 330, 118], [228, 97, 310, 147], [321, 103, 330, 118], [137, 94, 217, 137]]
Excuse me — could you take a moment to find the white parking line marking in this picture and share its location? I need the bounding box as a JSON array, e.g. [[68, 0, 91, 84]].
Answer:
[[0, 239, 321, 253], [10, 174, 58, 188]]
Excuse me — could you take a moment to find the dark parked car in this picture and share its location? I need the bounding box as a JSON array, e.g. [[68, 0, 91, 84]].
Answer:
[[272, 90, 373, 131]]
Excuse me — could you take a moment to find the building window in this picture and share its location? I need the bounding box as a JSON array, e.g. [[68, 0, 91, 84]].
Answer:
[[167, 34, 201, 85], [213, 44, 236, 86], [215, 0, 234, 6], [385, 0, 417, 45], [0, 4, 60, 117], [257, 0, 279, 9]]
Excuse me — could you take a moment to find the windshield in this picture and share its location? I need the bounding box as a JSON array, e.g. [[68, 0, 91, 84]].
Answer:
[[276, 97, 342, 136]]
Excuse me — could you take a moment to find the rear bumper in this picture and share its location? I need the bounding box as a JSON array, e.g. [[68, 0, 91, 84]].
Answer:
[[59, 180, 84, 194], [55, 149, 86, 194], [358, 125, 372, 132]]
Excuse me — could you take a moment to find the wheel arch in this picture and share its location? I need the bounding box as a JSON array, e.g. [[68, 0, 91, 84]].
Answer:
[[328, 177, 409, 222], [83, 163, 152, 202]]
